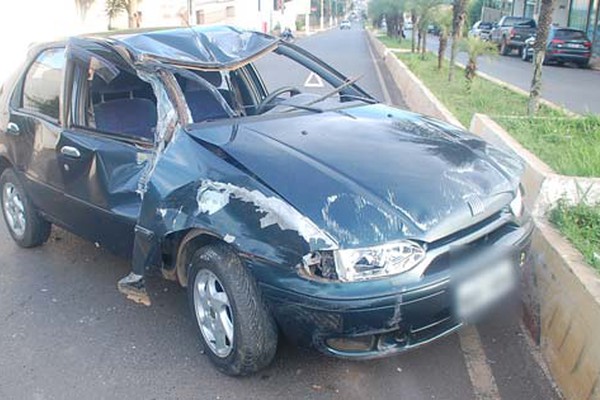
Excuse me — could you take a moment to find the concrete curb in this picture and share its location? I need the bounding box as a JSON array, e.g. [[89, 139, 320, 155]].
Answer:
[[454, 62, 578, 117], [469, 114, 600, 216], [367, 33, 464, 129], [368, 30, 600, 400]]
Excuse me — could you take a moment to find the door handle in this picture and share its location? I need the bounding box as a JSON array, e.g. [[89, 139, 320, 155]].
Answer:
[[60, 146, 81, 159], [6, 122, 20, 136]]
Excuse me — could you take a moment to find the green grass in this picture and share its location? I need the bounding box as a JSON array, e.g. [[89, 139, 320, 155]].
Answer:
[[395, 51, 562, 126], [497, 116, 600, 176], [550, 201, 600, 272], [390, 49, 600, 177], [376, 34, 412, 50]]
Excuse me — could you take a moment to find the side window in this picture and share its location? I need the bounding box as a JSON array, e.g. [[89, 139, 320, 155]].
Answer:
[[79, 64, 158, 141], [21, 48, 65, 121]]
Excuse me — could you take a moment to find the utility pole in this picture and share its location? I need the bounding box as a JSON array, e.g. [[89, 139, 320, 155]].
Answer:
[[320, 0, 324, 30], [187, 0, 193, 25], [329, 0, 333, 27]]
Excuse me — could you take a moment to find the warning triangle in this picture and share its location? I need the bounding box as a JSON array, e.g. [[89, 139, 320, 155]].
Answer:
[[304, 72, 324, 88]]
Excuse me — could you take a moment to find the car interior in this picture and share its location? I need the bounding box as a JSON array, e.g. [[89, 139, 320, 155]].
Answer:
[[88, 69, 158, 140]]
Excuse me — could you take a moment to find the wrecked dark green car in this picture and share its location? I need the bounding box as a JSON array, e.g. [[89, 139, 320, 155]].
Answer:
[[0, 26, 532, 375]]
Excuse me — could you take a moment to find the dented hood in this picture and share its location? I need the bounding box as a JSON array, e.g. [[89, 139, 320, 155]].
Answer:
[[189, 104, 523, 248]]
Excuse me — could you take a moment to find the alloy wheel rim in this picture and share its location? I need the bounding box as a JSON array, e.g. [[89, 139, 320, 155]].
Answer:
[[2, 183, 26, 238], [193, 269, 234, 358]]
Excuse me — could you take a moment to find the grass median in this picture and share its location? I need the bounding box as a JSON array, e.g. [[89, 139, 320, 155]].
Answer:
[[390, 50, 600, 177], [550, 201, 600, 272]]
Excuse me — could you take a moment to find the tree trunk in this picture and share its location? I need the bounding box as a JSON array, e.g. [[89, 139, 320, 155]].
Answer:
[[127, 0, 138, 28], [448, 0, 467, 81], [528, 0, 556, 115], [421, 29, 427, 59], [438, 35, 448, 69], [465, 58, 476, 80], [465, 58, 476, 92], [417, 29, 422, 52], [411, 10, 417, 53]]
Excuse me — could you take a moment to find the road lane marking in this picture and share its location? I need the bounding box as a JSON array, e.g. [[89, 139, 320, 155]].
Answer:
[[364, 32, 392, 104], [459, 325, 501, 400]]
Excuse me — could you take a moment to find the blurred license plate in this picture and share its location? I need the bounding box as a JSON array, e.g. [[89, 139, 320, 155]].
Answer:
[[455, 259, 516, 320], [566, 43, 583, 48]]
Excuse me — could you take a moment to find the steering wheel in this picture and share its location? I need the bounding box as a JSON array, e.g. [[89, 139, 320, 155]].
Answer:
[[256, 86, 301, 114]]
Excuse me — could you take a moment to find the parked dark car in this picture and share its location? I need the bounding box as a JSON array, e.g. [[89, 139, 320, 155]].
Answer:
[[522, 27, 592, 68], [490, 16, 537, 56], [0, 25, 532, 376], [469, 21, 494, 40], [427, 24, 440, 36]]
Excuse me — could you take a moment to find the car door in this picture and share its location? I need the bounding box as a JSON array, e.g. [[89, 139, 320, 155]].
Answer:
[[6, 46, 73, 225], [54, 42, 156, 258]]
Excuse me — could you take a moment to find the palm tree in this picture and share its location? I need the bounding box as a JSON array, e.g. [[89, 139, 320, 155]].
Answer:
[[412, 0, 444, 59], [460, 36, 497, 90], [369, 0, 405, 38], [74, 0, 95, 20], [433, 5, 452, 69], [528, 0, 557, 115], [448, 0, 468, 81], [106, 0, 127, 30]]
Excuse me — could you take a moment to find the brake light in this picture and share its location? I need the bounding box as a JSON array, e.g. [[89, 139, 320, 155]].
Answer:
[[584, 41, 592, 48], [509, 28, 515, 37]]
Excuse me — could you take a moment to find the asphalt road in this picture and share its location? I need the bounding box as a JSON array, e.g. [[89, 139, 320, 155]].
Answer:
[[422, 33, 600, 114], [0, 27, 559, 400]]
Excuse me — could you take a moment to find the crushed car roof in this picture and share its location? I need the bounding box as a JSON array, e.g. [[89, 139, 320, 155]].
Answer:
[[83, 25, 279, 68]]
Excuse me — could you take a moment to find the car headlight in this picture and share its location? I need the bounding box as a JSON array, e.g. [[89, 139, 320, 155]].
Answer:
[[300, 241, 426, 282], [509, 187, 524, 218]]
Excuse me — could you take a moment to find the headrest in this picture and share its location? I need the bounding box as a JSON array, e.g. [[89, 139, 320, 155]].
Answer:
[[91, 71, 150, 94]]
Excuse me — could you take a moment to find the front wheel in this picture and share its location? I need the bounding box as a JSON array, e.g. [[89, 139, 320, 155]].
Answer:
[[187, 243, 278, 376], [0, 168, 51, 248]]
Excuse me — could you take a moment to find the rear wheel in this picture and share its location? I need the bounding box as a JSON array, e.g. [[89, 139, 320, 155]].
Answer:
[[0, 168, 51, 248], [187, 243, 278, 376]]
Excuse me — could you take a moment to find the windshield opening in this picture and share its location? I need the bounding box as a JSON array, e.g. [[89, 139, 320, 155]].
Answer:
[[174, 43, 375, 125]]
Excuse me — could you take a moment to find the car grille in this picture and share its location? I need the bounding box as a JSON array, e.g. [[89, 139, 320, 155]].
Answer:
[[423, 210, 516, 276]]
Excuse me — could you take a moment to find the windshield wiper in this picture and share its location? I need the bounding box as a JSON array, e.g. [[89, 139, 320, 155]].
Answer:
[[340, 94, 378, 104], [302, 75, 364, 107]]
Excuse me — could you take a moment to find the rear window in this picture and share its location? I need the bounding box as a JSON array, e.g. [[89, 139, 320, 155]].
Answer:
[[21, 48, 65, 120], [503, 18, 536, 27], [554, 29, 588, 40]]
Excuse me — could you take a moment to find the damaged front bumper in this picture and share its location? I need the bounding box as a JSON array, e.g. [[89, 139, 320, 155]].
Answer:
[[251, 215, 533, 359]]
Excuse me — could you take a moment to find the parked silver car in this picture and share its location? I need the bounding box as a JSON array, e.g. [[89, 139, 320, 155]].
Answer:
[[469, 21, 494, 40]]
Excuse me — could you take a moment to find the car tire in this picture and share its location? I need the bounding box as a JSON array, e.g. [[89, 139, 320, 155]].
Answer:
[[187, 243, 278, 376], [579, 61, 589, 69], [500, 39, 510, 56], [517, 47, 523, 57], [0, 168, 51, 248]]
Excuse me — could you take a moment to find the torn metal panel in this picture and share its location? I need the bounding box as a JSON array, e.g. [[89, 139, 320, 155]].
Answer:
[[109, 26, 279, 69]]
